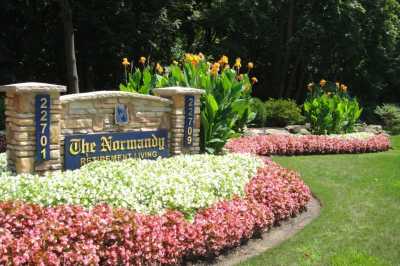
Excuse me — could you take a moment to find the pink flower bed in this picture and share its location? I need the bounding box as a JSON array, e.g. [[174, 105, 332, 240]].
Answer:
[[225, 134, 390, 155], [0, 161, 311, 265]]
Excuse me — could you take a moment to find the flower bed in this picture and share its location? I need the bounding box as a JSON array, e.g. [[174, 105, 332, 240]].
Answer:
[[225, 133, 390, 155], [0, 155, 311, 265], [0, 154, 262, 218]]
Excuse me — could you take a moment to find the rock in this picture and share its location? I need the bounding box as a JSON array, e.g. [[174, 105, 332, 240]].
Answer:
[[285, 125, 311, 135], [354, 123, 384, 134], [244, 128, 266, 136], [354, 123, 367, 132], [264, 128, 290, 135], [285, 125, 305, 134], [364, 124, 383, 134], [299, 128, 311, 135]]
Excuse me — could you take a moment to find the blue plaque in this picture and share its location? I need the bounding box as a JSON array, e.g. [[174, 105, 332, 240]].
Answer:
[[115, 103, 129, 125], [35, 94, 51, 162], [184, 95, 195, 147], [64, 129, 169, 170]]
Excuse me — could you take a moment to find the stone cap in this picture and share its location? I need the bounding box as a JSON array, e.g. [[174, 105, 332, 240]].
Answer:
[[153, 87, 205, 97], [0, 82, 67, 93], [61, 90, 172, 104]]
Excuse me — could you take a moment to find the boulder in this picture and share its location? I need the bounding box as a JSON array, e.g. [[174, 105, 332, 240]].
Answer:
[[299, 128, 311, 135], [264, 128, 290, 135], [364, 124, 383, 134], [244, 128, 267, 136], [245, 127, 291, 136], [354, 123, 367, 132], [285, 125, 310, 135]]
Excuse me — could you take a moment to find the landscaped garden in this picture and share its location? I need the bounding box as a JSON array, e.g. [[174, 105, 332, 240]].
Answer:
[[0, 52, 399, 265], [3, 2, 400, 264]]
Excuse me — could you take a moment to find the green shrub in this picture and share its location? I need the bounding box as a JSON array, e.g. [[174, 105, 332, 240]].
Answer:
[[264, 98, 304, 127], [304, 80, 362, 134], [250, 97, 267, 127], [374, 104, 400, 134]]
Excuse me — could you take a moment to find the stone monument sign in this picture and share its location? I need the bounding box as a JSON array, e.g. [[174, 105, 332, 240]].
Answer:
[[0, 82, 204, 174]]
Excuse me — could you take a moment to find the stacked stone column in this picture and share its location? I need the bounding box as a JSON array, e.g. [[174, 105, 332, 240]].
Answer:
[[153, 87, 204, 155], [0, 83, 65, 174]]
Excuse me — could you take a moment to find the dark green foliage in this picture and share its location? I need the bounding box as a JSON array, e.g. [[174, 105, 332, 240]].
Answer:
[[250, 98, 267, 127], [374, 104, 400, 134], [264, 98, 304, 127], [2, 0, 400, 107]]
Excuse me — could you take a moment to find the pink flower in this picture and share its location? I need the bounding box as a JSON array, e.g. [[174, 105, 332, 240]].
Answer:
[[225, 134, 390, 155]]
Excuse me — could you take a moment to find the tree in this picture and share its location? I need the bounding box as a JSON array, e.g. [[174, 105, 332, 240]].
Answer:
[[57, 0, 79, 93]]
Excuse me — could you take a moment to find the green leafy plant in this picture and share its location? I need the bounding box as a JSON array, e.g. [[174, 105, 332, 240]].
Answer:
[[304, 80, 362, 134], [155, 54, 256, 153], [374, 104, 400, 134], [120, 53, 257, 154], [264, 98, 304, 127], [119, 57, 155, 94]]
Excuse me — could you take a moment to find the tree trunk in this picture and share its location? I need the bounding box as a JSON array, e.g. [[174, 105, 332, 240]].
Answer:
[[58, 0, 79, 94]]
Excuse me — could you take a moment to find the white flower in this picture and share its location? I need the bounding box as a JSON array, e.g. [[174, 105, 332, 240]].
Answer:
[[0, 153, 262, 217]]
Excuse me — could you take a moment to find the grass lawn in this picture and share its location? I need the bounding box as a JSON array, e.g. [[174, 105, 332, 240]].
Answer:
[[241, 135, 400, 266]]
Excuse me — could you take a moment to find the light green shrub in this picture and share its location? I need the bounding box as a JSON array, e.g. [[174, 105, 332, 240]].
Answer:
[[374, 104, 400, 134]]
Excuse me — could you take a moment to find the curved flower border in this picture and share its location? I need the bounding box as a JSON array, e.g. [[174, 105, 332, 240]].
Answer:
[[0, 160, 311, 265], [225, 134, 391, 155]]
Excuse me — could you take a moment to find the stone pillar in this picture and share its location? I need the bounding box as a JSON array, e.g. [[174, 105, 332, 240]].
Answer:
[[153, 87, 204, 155], [0, 83, 66, 174]]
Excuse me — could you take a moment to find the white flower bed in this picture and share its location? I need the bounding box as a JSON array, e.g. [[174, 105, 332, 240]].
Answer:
[[0, 153, 262, 218]]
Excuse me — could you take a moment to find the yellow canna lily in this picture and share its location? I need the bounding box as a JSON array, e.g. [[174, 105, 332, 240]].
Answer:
[[192, 55, 200, 65], [251, 77, 258, 84], [185, 53, 194, 63], [139, 56, 146, 64], [122, 58, 130, 66], [247, 62, 254, 70], [155, 63, 164, 74], [219, 55, 229, 65], [210, 62, 220, 76], [234, 58, 242, 69]]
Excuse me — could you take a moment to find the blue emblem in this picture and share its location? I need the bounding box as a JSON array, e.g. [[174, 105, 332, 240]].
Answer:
[[115, 104, 129, 125]]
